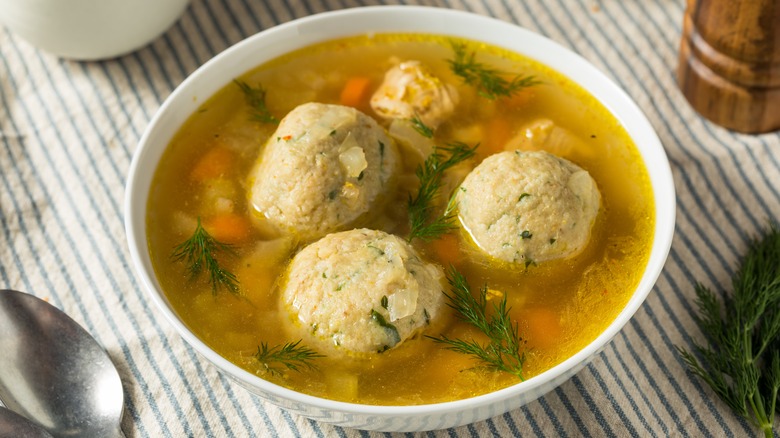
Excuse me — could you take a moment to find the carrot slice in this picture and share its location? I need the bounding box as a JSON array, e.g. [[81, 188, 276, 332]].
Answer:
[[339, 77, 372, 108], [191, 147, 234, 181], [204, 213, 252, 245]]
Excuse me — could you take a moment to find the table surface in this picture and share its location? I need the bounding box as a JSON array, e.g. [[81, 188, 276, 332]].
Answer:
[[1, 0, 778, 437]]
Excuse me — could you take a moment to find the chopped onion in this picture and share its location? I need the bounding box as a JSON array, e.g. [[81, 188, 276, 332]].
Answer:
[[388, 119, 434, 163], [388, 287, 418, 321], [338, 133, 367, 178]]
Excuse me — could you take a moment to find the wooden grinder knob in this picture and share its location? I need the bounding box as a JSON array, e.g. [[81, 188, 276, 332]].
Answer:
[[677, 0, 780, 133]]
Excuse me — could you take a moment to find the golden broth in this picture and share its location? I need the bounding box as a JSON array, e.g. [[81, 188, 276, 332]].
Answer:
[[147, 34, 654, 405]]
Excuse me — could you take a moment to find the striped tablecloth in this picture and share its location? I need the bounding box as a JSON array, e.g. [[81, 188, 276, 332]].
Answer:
[[1, 1, 778, 437]]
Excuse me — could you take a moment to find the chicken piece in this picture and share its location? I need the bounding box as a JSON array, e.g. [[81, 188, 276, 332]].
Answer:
[[370, 60, 459, 128], [504, 118, 595, 160]]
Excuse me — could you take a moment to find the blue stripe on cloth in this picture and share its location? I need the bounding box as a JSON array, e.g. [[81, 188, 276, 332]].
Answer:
[[607, 342, 669, 436], [634, 303, 716, 437], [582, 363, 637, 436], [571, 373, 616, 437], [217, 373, 266, 435], [656, 266, 740, 436], [618, 324, 686, 436], [535, 397, 566, 437], [246, 390, 281, 437], [62, 61, 134, 160], [554, 386, 590, 436], [49, 62, 129, 189], [501, 410, 527, 438], [0, 158, 43, 301], [600, 353, 659, 437]]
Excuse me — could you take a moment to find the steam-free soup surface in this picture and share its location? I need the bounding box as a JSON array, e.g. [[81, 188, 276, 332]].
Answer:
[[147, 34, 654, 405]]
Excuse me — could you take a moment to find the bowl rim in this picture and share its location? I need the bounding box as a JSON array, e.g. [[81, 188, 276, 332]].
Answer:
[[125, 4, 676, 418]]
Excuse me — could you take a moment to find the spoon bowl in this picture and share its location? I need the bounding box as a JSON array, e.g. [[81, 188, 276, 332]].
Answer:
[[0, 289, 125, 437]]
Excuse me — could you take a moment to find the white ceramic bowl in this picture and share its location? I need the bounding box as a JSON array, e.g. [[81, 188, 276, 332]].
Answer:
[[125, 6, 676, 432]]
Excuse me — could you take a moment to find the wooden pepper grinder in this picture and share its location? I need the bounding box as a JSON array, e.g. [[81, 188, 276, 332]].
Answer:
[[677, 0, 780, 133]]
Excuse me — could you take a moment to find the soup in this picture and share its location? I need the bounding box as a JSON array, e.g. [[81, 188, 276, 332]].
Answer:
[[147, 33, 654, 405]]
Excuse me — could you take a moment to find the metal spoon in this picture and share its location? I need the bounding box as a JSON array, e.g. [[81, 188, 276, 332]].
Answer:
[[0, 405, 53, 437], [0, 289, 125, 437]]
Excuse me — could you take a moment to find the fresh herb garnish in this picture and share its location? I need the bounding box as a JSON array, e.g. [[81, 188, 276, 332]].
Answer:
[[255, 340, 324, 376], [410, 114, 434, 138], [448, 41, 540, 100], [408, 142, 478, 241], [429, 267, 526, 379], [518, 193, 531, 202], [234, 80, 279, 124], [371, 309, 401, 347], [171, 217, 239, 295], [677, 224, 780, 438]]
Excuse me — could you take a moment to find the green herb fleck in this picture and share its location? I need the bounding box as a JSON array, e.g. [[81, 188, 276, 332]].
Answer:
[[448, 41, 540, 100], [518, 193, 531, 202], [381, 295, 389, 309], [371, 309, 401, 347], [520, 230, 533, 239], [170, 217, 239, 295], [367, 243, 385, 256], [255, 340, 324, 376], [234, 80, 278, 124], [408, 142, 478, 241], [428, 267, 526, 379], [410, 115, 434, 138]]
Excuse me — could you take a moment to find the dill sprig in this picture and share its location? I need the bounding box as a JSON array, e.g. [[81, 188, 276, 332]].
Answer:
[[234, 79, 279, 124], [408, 141, 477, 241], [255, 340, 324, 376], [677, 224, 780, 438], [171, 217, 240, 295], [448, 41, 540, 100], [429, 267, 526, 380], [410, 114, 434, 138]]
